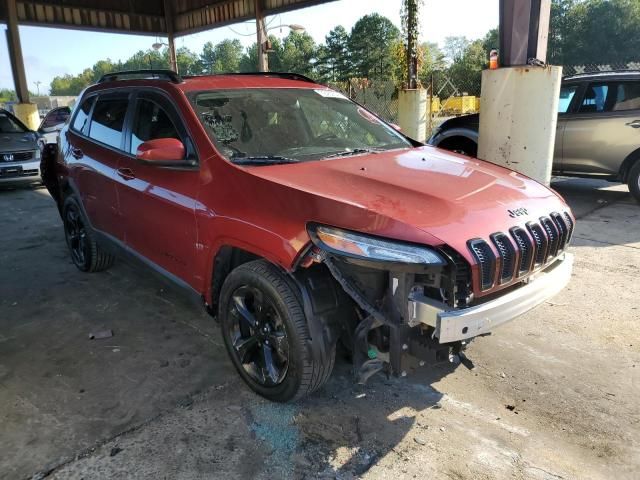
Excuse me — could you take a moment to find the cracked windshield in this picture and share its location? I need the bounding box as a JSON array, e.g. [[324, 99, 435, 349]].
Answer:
[[192, 88, 411, 165]]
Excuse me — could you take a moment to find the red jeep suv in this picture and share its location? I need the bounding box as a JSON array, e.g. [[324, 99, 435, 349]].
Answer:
[[43, 70, 575, 402]]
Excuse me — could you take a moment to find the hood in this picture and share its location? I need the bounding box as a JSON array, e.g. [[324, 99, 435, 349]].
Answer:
[[0, 132, 39, 153], [247, 146, 570, 256]]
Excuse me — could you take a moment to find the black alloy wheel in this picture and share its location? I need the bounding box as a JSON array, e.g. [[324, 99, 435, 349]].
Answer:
[[227, 285, 289, 386], [64, 202, 89, 268], [62, 196, 115, 272]]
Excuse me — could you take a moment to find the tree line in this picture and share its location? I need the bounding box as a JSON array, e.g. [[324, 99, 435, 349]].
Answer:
[[47, 11, 495, 96]]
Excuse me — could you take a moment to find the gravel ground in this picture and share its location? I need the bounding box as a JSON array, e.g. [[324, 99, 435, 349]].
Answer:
[[1, 179, 638, 480]]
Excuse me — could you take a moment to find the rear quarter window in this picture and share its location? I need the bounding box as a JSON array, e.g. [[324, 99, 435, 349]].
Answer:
[[72, 97, 94, 132], [88, 96, 129, 149]]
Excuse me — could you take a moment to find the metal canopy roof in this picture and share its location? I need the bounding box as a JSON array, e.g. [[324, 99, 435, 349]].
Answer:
[[0, 0, 335, 37]]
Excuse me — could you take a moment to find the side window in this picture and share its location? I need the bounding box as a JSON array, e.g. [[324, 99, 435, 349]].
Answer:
[[41, 107, 71, 129], [612, 82, 640, 111], [88, 96, 129, 149], [130, 98, 181, 155], [558, 85, 578, 113], [579, 83, 609, 113], [72, 97, 94, 132]]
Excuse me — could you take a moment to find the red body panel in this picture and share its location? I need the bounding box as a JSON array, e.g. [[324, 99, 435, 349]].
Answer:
[[58, 75, 574, 304]]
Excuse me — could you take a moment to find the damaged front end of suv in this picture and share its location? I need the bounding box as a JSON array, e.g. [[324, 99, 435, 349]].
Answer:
[[293, 217, 574, 384]]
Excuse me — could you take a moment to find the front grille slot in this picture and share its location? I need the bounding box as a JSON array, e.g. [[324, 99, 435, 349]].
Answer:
[[490, 232, 516, 283], [510, 227, 533, 276], [563, 212, 575, 243], [551, 212, 569, 252], [467, 239, 495, 291], [527, 222, 548, 265], [540, 216, 560, 258], [2, 151, 33, 162]]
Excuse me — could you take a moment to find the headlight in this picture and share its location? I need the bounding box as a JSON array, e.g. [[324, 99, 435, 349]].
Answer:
[[308, 224, 445, 265]]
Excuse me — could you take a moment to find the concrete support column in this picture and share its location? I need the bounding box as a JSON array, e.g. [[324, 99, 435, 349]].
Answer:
[[477, 0, 557, 185], [163, 0, 178, 73], [477, 66, 562, 185], [13, 103, 40, 130], [255, 0, 268, 72], [398, 89, 428, 142]]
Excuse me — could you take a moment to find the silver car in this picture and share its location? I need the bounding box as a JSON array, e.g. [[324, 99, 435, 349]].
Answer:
[[429, 71, 640, 202], [0, 109, 42, 186]]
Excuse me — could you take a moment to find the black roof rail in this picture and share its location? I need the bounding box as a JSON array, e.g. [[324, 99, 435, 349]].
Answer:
[[98, 69, 182, 84], [564, 69, 640, 79], [182, 71, 317, 84]]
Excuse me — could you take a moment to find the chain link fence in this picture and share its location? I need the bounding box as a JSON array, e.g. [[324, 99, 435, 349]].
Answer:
[[327, 63, 640, 139], [330, 79, 399, 123], [330, 73, 481, 136]]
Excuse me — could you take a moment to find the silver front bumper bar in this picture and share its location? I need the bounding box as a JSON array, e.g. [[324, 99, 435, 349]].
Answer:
[[409, 253, 574, 343]]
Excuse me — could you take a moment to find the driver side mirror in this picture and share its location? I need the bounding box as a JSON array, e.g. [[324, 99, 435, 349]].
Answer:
[[136, 138, 186, 162]]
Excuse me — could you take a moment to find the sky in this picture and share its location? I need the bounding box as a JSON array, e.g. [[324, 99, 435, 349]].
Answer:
[[0, 0, 498, 94]]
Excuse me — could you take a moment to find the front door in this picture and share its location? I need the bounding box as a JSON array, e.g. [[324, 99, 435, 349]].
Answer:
[[116, 91, 200, 286]]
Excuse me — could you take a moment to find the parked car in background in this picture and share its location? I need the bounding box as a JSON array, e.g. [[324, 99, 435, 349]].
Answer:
[[0, 109, 43, 186], [38, 106, 71, 144], [43, 70, 575, 402], [429, 71, 640, 203]]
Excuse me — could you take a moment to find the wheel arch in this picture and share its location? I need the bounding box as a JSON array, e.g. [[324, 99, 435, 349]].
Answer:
[[431, 127, 479, 157], [431, 127, 479, 146], [619, 147, 640, 183]]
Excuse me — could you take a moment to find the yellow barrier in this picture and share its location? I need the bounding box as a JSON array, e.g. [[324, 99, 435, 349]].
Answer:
[[440, 95, 479, 115]]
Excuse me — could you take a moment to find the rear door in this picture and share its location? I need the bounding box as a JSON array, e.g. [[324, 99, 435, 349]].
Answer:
[[65, 91, 130, 240], [562, 80, 640, 175], [553, 82, 582, 173], [116, 90, 200, 285]]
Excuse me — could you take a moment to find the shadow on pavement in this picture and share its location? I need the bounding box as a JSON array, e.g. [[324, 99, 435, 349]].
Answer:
[[290, 358, 456, 477]]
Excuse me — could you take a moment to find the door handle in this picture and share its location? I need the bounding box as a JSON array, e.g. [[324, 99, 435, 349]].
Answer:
[[116, 167, 136, 181], [70, 147, 83, 159], [625, 120, 640, 128]]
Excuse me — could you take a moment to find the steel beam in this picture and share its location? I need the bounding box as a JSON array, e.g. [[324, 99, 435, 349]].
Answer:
[[255, 0, 268, 72], [163, 0, 177, 72], [499, 0, 551, 66], [5, 0, 29, 103]]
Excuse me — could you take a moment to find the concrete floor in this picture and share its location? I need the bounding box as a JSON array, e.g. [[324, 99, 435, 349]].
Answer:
[[0, 179, 638, 480]]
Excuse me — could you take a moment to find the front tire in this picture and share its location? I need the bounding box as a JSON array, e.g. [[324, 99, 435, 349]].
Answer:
[[62, 196, 114, 272], [628, 161, 640, 203], [218, 260, 335, 402]]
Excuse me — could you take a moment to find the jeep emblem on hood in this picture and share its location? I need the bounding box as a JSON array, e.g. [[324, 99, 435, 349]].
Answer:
[[508, 208, 528, 218]]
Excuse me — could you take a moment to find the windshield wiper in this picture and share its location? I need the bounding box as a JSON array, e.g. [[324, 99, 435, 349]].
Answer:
[[324, 148, 381, 159], [232, 155, 300, 166]]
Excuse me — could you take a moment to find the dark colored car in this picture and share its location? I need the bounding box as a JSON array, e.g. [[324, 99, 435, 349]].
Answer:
[[0, 109, 43, 186], [42, 70, 575, 402], [429, 71, 640, 202]]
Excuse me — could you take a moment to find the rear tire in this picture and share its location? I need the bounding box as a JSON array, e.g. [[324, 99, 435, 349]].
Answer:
[[628, 161, 640, 204], [218, 260, 335, 402], [62, 196, 115, 272]]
